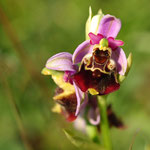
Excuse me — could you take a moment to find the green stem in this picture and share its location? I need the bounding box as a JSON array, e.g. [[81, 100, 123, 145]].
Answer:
[[98, 96, 112, 150], [86, 124, 100, 144]]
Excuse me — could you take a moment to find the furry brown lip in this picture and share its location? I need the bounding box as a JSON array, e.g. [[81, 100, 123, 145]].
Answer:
[[93, 48, 110, 64]]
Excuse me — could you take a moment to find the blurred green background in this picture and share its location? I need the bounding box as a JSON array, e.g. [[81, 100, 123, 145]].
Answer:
[[0, 0, 150, 150]]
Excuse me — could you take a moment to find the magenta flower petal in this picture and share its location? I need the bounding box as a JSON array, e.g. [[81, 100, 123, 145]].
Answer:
[[88, 32, 103, 45], [111, 47, 127, 75], [97, 15, 121, 38], [108, 37, 124, 50], [73, 82, 84, 116], [46, 52, 76, 71], [72, 40, 93, 64]]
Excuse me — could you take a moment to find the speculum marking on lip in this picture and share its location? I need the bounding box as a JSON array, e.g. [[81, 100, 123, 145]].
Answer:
[[93, 48, 110, 64]]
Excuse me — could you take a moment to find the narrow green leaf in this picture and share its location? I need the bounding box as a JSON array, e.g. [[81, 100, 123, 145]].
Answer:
[[63, 129, 86, 147], [63, 129, 105, 150]]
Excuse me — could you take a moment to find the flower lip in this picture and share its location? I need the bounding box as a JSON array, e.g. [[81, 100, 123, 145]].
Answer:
[[54, 87, 77, 122], [73, 64, 120, 95]]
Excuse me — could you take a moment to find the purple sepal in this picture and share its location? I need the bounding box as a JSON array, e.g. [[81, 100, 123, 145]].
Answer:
[[111, 47, 127, 75], [46, 52, 76, 72], [73, 82, 84, 116], [97, 15, 121, 38], [72, 40, 93, 64]]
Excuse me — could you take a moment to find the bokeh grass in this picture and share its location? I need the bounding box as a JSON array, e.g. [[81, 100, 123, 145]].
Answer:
[[0, 0, 150, 150]]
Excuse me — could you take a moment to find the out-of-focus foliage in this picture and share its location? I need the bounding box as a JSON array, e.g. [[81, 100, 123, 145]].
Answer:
[[0, 0, 150, 150]]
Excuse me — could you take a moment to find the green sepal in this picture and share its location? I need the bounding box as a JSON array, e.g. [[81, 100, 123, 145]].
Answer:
[[85, 6, 92, 40], [41, 68, 75, 95], [126, 52, 132, 75], [119, 52, 132, 83], [41, 67, 63, 76], [85, 7, 104, 40]]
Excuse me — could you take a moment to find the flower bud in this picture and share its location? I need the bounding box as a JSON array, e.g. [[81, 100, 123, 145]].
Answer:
[[85, 7, 104, 40], [119, 52, 132, 83], [126, 52, 132, 75]]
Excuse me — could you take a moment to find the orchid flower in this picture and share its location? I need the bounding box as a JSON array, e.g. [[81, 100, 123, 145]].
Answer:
[[41, 8, 132, 126], [41, 8, 132, 150], [72, 11, 130, 95], [42, 52, 84, 121]]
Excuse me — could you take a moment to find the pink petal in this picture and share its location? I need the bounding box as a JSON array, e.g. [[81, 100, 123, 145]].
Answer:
[[46, 52, 76, 71], [111, 47, 127, 75], [72, 40, 93, 64], [108, 37, 124, 50], [88, 32, 103, 45], [98, 15, 121, 38]]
